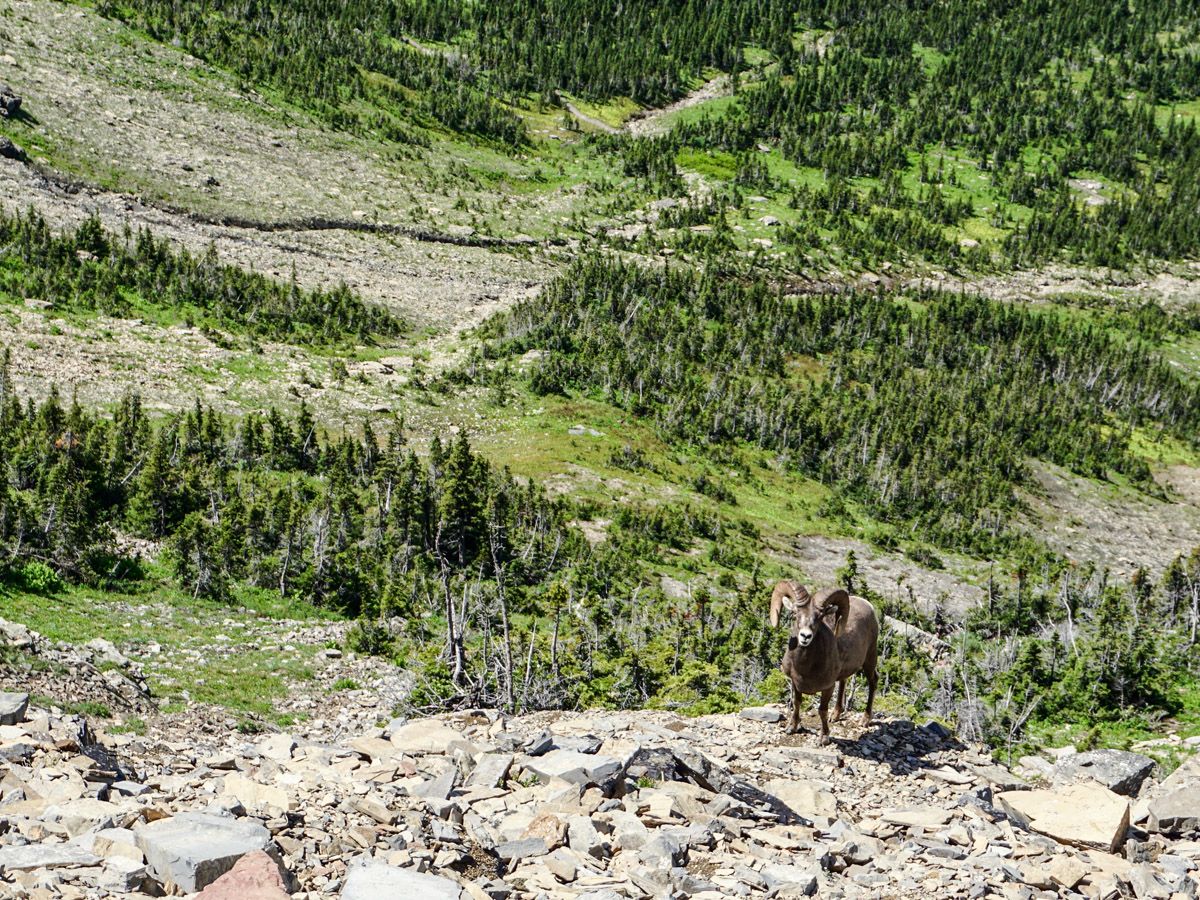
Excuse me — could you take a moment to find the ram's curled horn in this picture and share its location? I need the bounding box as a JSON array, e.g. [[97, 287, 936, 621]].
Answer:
[[770, 580, 810, 628], [815, 587, 851, 635]]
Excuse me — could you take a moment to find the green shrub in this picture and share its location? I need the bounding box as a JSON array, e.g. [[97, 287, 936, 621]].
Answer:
[[346, 620, 393, 657], [17, 561, 64, 595]]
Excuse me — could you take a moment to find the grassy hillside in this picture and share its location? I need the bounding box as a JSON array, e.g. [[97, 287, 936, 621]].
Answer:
[[1, 0, 1200, 757]]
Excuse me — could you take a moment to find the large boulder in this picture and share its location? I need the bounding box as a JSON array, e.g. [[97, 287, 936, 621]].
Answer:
[[341, 860, 464, 899], [0, 85, 19, 117], [135, 811, 273, 893], [997, 782, 1130, 852], [0, 691, 29, 725], [1147, 753, 1200, 836], [0, 136, 24, 161], [1053, 750, 1156, 796]]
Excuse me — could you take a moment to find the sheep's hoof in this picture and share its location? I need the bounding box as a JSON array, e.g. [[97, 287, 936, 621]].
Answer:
[[860, 713, 873, 726], [818, 733, 833, 745], [785, 724, 801, 735]]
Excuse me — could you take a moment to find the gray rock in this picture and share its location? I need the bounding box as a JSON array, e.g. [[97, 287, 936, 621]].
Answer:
[[0, 85, 19, 117], [567, 815, 610, 859], [522, 749, 623, 786], [601, 809, 649, 851], [256, 732, 297, 762], [1148, 753, 1200, 835], [134, 811, 272, 893], [969, 763, 1029, 792], [760, 862, 819, 895], [0, 136, 24, 160], [555, 734, 603, 754], [467, 753, 513, 789], [84, 637, 130, 668], [1149, 787, 1200, 835], [1128, 862, 1172, 900], [0, 843, 99, 871], [411, 768, 458, 800], [0, 690, 29, 725], [96, 856, 152, 893], [637, 832, 688, 867], [524, 730, 554, 756], [1054, 750, 1156, 796], [341, 860, 465, 898], [43, 798, 122, 837], [739, 706, 784, 723], [495, 837, 549, 860], [112, 780, 151, 797]]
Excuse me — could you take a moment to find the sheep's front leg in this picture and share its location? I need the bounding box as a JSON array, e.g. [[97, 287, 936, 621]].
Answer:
[[817, 686, 835, 743], [786, 682, 802, 735]]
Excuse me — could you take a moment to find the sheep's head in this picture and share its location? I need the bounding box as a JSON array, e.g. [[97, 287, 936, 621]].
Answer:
[[771, 581, 850, 649]]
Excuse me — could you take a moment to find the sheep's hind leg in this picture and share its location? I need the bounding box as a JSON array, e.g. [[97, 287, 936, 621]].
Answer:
[[832, 678, 847, 721], [786, 683, 803, 735], [862, 648, 879, 726]]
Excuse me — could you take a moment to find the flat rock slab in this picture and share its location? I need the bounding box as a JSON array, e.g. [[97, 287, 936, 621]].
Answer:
[[196, 849, 289, 899], [467, 752, 514, 789], [998, 782, 1130, 852], [1054, 750, 1156, 796], [765, 779, 837, 819], [969, 763, 1029, 792], [389, 720, 466, 754], [43, 797, 124, 837], [341, 860, 465, 899], [522, 749, 623, 786], [880, 808, 953, 828], [136, 811, 273, 893], [0, 691, 29, 725], [0, 843, 99, 871], [740, 706, 784, 723], [223, 772, 291, 813]]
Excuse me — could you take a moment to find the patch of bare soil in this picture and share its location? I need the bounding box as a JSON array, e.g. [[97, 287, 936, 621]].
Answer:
[[626, 76, 730, 137], [1021, 461, 1200, 575], [909, 262, 1200, 312]]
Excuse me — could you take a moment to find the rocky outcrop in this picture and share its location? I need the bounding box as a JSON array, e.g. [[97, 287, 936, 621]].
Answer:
[[0, 135, 24, 161], [1148, 754, 1200, 836], [0, 690, 1197, 899], [0, 690, 29, 725], [0, 84, 20, 117], [1052, 749, 1156, 796]]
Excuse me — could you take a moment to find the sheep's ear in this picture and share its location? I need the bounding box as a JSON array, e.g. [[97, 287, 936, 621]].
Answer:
[[781, 594, 797, 612]]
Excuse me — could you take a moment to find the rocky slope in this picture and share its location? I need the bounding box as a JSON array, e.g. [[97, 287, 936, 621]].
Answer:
[[2, 624, 1199, 900]]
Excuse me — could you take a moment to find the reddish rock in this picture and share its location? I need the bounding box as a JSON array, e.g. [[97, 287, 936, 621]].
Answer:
[[195, 850, 288, 899]]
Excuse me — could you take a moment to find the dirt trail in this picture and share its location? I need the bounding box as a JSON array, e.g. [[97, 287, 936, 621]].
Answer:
[[557, 95, 622, 135]]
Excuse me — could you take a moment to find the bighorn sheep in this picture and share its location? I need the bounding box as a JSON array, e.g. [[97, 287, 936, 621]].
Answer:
[[770, 581, 879, 742]]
